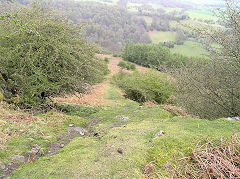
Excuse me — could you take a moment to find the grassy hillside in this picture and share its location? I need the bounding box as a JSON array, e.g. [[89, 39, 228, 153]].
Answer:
[[172, 41, 208, 57], [149, 31, 177, 43], [1, 1, 237, 178], [186, 8, 218, 21], [9, 80, 240, 178], [2, 56, 239, 178]]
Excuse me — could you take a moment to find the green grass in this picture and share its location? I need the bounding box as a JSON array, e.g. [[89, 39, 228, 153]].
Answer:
[[149, 31, 177, 44], [172, 41, 208, 57], [9, 83, 240, 178], [0, 105, 95, 172], [186, 9, 218, 21]]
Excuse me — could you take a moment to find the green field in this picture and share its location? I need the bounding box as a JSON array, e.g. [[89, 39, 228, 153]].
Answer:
[[186, 9, 218, 21], [172, 41, 208, 57], [149, 31, 177, 44]]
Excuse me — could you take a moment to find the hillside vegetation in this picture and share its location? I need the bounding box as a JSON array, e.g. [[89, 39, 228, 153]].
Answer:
[[5, 68, 240, 178], [1, 0, 240, 178]]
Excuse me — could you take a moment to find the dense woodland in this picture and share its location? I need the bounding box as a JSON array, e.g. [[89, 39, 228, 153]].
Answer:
[[53, 1, 151, 52], [9, 0, 151, 52]]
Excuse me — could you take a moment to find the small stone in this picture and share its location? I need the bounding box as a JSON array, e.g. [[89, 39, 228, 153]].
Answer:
[[11, 155, 25, 163], [94, 133, 99, 137], [116, 115, 129, 121], [27, 138, 35, 142], [29, 144, 41, 155], [60, 144, 65, 148], [70, 127, 85, 136], [69, 124, 75, 127], [117, 148, 123, 154], [0, 163, 6, 170], [154, 131, 165, 139], [227, 117, 240, 122], [44, 136, 52, 139]]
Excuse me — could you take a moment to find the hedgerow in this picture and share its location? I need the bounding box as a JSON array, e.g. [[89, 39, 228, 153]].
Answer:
[[117, 61, 136, 70]]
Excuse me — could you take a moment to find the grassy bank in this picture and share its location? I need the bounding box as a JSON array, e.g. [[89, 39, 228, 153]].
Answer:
[[8, 84, 240, 178]]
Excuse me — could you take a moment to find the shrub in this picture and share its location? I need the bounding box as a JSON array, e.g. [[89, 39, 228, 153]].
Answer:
[[113, 53, 121, 57], [171, 136, 240, 178], [130, 63, 136, 70], [113, 70, 175, 104], [104, 57, 110, 63], [117, 61, 136, 71], [118, 61, 127, 69], [122, 43, 189, 70], [0, 5, 108, 110]]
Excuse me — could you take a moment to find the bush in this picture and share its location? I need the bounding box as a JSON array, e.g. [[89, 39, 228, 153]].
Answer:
[[130, 63, 136, 70], [118, 61, 127, 69], [104, 57, 110, 63], [122, 43, 189, 70], [117, 61, 136, 71], [0, 5, 109, 110], [113, 53, 121, 57], [113, 70, 175, 104]]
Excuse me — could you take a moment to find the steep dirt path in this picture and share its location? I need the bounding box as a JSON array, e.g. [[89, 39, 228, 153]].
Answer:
[[56, 54, 147, 107]]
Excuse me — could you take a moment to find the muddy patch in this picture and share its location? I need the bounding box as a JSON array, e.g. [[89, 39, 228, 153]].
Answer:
[[0, 120, 98, 179]]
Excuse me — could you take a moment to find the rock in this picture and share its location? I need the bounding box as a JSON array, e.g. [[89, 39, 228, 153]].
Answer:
[[93, 133, 99, 137], [116, 115, 129, 121], [117, 148, 123, 154], [0, 163, 6, 170], [27, 138, 35, 142], [29, 144, 41, 155], [11, 155, 25, 163], [227, 117, 240, 122], [44, 136, 52, 139], [69, 124, 75, 127], [69, 127, 85, 136], [154, 131, 165, 139]]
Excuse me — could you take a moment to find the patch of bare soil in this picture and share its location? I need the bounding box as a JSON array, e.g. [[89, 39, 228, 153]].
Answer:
[[143, 101, 159, 107], [56, 80, 110, 106], [56, 54, 148, 106]]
